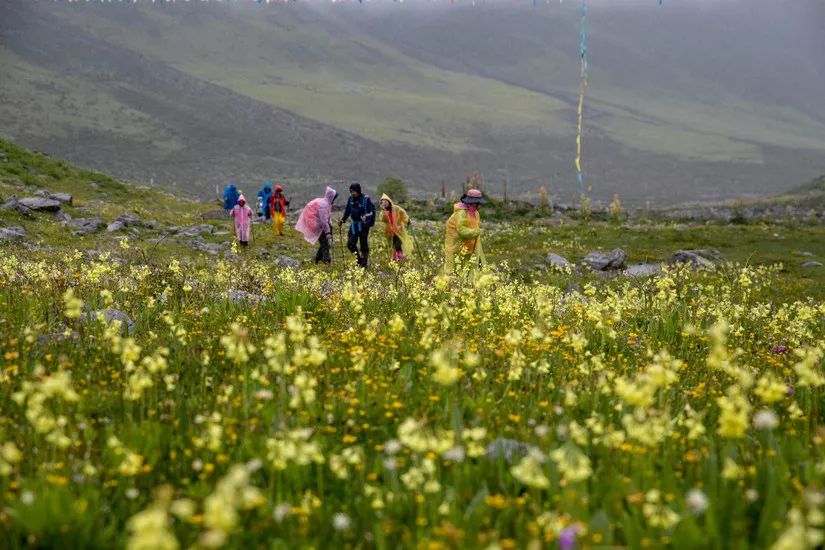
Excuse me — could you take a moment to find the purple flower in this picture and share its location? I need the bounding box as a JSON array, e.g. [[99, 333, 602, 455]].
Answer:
[[771, 344, 789, 355], [787, 383, 795, 397], [558, 525, 580, 550]]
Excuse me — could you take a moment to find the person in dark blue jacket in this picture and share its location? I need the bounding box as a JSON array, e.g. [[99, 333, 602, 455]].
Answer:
[[338, 183, 375, 268], [257, 181, 274, 220], [223, 183, 240, 211]]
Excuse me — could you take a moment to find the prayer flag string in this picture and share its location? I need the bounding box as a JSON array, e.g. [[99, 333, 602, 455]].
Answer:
[[575, 0, 587, 198]]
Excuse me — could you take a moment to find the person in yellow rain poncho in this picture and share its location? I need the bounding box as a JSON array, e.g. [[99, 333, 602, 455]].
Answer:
[[444, 189, 485, 273], [378, 194, 413, 262]]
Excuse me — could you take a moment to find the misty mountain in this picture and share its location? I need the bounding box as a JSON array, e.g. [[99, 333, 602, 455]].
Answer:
[[1, 0, 823, 204]]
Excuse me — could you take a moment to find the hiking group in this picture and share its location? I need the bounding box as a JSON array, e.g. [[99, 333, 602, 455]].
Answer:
[[224, 182, 290, 246], [224, 181, 486, 273]]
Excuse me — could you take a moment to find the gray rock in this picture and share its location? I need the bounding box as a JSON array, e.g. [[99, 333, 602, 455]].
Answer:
[[65, 217, 105, 236], [106, 221, 126, 233], [225, 290, 265, 304], [277, 255, 301, 269], [0, 225, 27, 242], [545, 252, 572, 270], [624, 263, 662, 277], [802, 261, 823, 268], [2, 198, 33, 217], [669, 250, 715, 268], [86, 308, 135, 332], [484, 438, 539, 464], [18, 197, 62, 212], [583, 248, 626, 271], [35, 190, 72, 205], [54, 211, 72, 223], [121, 214, 152, 228]]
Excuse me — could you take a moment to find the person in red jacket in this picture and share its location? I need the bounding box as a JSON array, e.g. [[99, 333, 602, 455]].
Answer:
[[269, 184, 289, 236]]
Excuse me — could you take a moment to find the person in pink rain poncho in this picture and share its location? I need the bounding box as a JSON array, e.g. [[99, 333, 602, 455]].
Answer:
[[230, 194, 253, 247], [295, 186, 338, 264]]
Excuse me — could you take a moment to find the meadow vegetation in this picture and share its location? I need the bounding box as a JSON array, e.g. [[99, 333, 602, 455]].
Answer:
[[1, 141, 825, 548]]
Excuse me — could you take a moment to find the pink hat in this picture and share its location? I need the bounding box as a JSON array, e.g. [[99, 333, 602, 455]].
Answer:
[[238, 194, 246, 205]]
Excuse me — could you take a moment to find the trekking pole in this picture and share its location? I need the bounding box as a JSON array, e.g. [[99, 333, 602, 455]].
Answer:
[[338, 224, 347, 264]]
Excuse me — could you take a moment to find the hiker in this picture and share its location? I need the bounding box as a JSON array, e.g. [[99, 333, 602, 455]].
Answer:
[[269, 184, 289, 237], [230, 194, 253, 247], [258, 182, 274, 220], [378, 193, 412, 262], [223, 183, 240, 211], [446, 189, 485, 273], [443, 193, 467, 273], [296, 186, 338, 264], [338, 183, 375, 268]]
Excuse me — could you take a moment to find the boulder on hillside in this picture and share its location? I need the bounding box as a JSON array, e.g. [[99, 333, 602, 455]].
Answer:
[[668, 249, 719, 268], [545, 252, 572, 270], [107, 213, 153, 232], [18, 197, 62, 212], [801, 261, 823, 268], [1, 198, 33, 217], [624, 263, 662, 277], [65, 217, 105, 236], [0, 225, 27, 242], [35, 190, 73, 205], [583, 248, 626, 271]]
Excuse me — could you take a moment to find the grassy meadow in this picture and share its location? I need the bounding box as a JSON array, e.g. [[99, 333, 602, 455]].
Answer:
[[1, 141, 825, 548]]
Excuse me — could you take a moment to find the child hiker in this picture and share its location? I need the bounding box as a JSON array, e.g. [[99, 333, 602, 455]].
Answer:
[[296, 186, 338, 264], [445, 189, 485, 273], [378, 194, 412, 262], [230, 194, 253, 247], [269, 184, 289, 237], [338, 183, 375, 268]]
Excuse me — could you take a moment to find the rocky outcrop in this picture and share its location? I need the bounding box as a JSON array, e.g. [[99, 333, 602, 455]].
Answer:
[[583, 248, 626, 271], [65, 217, 105, 236], [18, 197, 62, 212], [0, 225, 27, 242]]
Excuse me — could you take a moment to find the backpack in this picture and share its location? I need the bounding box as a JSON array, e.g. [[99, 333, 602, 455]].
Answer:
[[362, 195, 376, 228]]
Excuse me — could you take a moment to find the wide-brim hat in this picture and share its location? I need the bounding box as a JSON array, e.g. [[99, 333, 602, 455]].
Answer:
[[462, 189, 485, 204]]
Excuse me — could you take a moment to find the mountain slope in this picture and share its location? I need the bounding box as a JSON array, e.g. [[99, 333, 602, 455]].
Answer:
[[1, 0, 823, 204]]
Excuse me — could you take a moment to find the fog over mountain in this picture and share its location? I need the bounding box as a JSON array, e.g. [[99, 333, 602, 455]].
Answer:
[[1, 0, 823, 204]]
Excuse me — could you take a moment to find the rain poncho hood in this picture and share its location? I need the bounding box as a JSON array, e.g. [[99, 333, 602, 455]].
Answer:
[[223, 183, 240, 210], [296, 186, 337, 244], [350, 183, 363, 196], [258, 182, 274, 220]]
